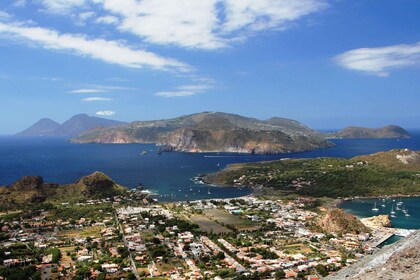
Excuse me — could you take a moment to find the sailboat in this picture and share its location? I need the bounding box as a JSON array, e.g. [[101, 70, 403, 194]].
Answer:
[[207, 186, 211, 195], [402, 206, 408, 214], [396, 198, 403, 206], [404, 209, 410, 217], [390, 205, 396, 217], [372, 202, 379, 211]]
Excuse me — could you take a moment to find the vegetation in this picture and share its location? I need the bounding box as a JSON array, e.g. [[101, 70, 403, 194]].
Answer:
[[206, 150, 420, 198]]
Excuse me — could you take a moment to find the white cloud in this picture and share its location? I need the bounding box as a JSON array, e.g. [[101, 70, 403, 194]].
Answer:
[[222, 0, 327, 33], [335, 42, 420, 77], [35, 0, 326, 49], [96, 110, 115, 116], [13, 0, 27, 8], [155, 91, 196, 97], [92, 0, 326, 50], [82, 97, 113, 101], [0, 20, 191, 72], [69, 89, 108, 93], [78, 11, 95, 23], [176, 84, 211, 91], [156, 83, 212, 97], [95, 15, 119, 25], [38, 0, 86, 13], [0, 12, 12, 20]]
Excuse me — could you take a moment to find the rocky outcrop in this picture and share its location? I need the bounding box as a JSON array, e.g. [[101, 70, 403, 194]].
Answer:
[[0, 172, 127, 210], [327, 230, 420, 280], [361, 215, 392, 229], [319, 209, 370, 234]]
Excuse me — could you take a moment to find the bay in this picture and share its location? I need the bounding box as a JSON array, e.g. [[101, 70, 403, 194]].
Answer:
[[0, 131, 420, 203]]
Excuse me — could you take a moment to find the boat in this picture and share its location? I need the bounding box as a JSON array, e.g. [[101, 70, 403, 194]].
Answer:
[[396, 198, 403, 206], [141, 150, 148, 155], [405, 209, 410, 217], [372, 202, 379, 211], [381, 203, 385, 207], [402, 206, 408, 214], [390, 205, 396, 215], [207, 186, 211, 195]]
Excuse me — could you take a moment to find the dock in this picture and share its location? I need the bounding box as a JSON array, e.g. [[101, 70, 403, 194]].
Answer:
[[372, 232, 394, 247]]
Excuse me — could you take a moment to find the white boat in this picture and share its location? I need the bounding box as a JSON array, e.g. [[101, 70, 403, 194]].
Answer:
[[390, 205, 396, 215], [405, 210, 410, 217], [402, 206, 408, 214], [207, 186, 211, 195], [396, 198, 403, 205], [372, 202, 379, 211]]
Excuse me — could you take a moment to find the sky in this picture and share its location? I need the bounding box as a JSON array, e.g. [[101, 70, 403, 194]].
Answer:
[[0, 0, 419, 134]]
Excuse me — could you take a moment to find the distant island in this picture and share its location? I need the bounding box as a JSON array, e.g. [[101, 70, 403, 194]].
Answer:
[[204, 149, 420, 198], [16, 113, 126, 137], [0, 172, 127, 211], [71, 112, 333, 154], [17, 112, 412, 154], [327, 125, 411, 139]]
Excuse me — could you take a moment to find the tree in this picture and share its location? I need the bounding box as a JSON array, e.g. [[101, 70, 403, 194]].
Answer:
[[76, 266, 91, 278], [316, 264, 329, 277], [275, 269, 285, 279]]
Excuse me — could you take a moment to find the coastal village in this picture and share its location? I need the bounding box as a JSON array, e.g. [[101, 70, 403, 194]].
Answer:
[[1, 187, 412, 280]]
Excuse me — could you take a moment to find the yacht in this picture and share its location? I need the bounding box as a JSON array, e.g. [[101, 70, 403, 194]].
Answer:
[[208, 186, 211, 195], [390, 205, 396, 215], [372, 202, 379, 211], [404, 209, 410, 217]]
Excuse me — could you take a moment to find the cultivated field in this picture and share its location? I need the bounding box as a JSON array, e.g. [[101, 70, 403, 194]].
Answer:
[[203, 209, 259, 231], [189, 214, 232, 234]]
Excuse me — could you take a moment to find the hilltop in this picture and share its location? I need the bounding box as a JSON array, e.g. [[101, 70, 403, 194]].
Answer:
[[204, 149, 420, 198], [72, 112, 333, 154], [16, 114, 126, 137], [319, 208, 370, 234], [0, 172, 127, 210], [328, 125, 411, 139]]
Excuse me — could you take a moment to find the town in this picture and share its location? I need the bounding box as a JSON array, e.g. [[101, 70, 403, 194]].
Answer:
[[0, 190, 401, 280]]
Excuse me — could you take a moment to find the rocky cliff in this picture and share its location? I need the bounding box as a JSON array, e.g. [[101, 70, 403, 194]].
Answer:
[[327, 230, 420, 280]]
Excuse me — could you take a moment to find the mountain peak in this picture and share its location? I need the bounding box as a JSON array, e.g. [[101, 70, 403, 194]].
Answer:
[[16, 114, 127, 138]]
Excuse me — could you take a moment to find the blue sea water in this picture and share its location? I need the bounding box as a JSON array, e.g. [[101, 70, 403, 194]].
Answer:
[[340, 198, 419, 229], [0, 132, 420, 206]]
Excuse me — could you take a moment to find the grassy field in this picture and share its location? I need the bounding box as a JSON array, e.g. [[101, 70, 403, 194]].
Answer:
[[190, 214, 232, 234], [57, 226, 103, 238], [284, 243, 313, 254], [59, 246, 76, 267], [204, 209, 259, 231]]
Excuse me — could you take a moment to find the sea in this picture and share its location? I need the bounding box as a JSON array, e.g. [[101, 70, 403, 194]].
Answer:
[[0, 132, 419, 229]]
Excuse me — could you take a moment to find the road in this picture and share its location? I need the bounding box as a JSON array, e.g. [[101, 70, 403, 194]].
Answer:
[[114, 208, 140, 280]]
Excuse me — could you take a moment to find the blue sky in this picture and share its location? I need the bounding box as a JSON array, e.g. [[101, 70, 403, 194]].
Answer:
[[0, 0, 420, 134]]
